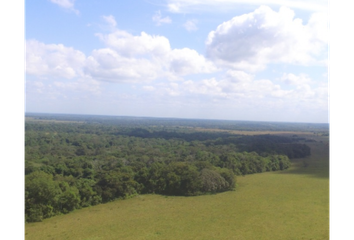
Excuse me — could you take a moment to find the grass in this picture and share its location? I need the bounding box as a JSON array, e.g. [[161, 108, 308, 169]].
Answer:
[[193, 127, 321, 136], [25, 134, 329, 240], [25, 117, 84, 124]]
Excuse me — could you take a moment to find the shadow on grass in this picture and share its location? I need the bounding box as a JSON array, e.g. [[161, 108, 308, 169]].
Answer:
[[278, 165, 329, 179], [277, 141, 329, 179], [277, 156, 329, 179]]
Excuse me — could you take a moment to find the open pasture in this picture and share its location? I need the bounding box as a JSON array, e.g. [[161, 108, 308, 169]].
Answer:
[[190, 126, 330, 141], [25, 117, 84, 124], [192, 127, 324, 136]]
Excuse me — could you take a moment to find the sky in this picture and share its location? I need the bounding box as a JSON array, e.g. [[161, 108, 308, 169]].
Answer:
[[25, 0, 329, 123]]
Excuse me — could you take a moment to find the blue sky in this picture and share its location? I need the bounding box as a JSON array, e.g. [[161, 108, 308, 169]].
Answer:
[[25, 0, 329, 123]]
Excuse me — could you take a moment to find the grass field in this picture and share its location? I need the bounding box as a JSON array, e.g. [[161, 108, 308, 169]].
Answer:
[[25, 117, 84, 124], [192, 127, 325, 136], [25, 133, 329, 240]]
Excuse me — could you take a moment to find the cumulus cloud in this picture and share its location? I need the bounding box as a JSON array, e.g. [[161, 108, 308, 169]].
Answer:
[[26, 39, 86, 79], [152, 11, 172, 26], [95, 17, 218, 77], [168, 48, 218, 75], [184, 19, 198, 31], [27, 14, 218, 85], [206, 5, 328, 71], [84, 48, 161, 83], [50, 0, 79, 14], [96, 30, 171, 58]]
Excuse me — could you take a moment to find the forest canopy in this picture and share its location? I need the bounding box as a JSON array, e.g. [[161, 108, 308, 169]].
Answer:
[[25, 114, 319, 222]]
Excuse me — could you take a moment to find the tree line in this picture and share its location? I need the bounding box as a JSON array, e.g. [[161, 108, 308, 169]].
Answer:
[[25, 121, 308, 222]]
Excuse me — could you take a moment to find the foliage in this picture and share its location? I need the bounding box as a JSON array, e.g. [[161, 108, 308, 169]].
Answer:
[[24, 117, 311, 222]]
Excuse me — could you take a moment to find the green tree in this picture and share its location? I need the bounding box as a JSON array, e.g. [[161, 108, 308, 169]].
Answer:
[[200, 168, 228, 193], [25, 171, 61, 222], [57, 184, 81, 213]]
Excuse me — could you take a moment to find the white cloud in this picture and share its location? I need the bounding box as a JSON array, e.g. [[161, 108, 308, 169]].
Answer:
[[102, 15, 117, 28], [152, 11, 172, 26], [206, 6, 328, 71], [84, 48, 161, 83], [165, 0, 327, 13], [95, 18, 218, 77], [147, 70, 327, 114], [183, 20, 198, 31], [225, 70, 254, 82], [280, 73, 312, 86], [152, 70, 289, 100], [96, 30, 171, 58], [168, 48, 218, 75], [167, 3, 181, 13], [26, 39, 86, 79], [50, 0, 79, 14], [26, 23, 219, 86]]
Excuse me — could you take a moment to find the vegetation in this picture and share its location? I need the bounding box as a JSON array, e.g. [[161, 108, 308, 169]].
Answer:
[[25, 114, 325, 223], [26, 113, 329, 132], [25, 135, 329, 240]]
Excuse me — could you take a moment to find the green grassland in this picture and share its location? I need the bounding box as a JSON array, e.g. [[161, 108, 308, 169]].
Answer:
[[25, 117, 84, 124], [25, 133, 329, 240]]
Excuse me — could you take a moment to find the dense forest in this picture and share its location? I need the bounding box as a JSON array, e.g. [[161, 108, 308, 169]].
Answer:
[[25, 114, 319, 222]]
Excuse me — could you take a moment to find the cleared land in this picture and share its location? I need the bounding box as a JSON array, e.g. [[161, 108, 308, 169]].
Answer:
[[25, 117, 84, 124], [25, 133, 329, 240], [191, 126, 323, 136]]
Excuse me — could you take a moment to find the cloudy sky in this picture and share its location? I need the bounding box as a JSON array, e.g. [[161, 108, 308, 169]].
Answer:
[[25, 0, 329, 123]]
